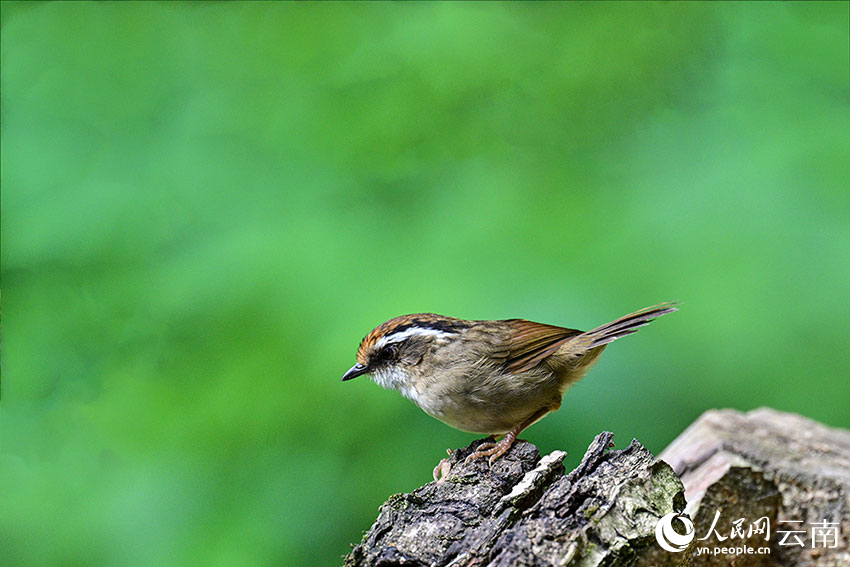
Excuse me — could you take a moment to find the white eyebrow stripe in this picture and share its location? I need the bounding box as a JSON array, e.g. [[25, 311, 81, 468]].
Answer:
[[374, 327, 455, 349]]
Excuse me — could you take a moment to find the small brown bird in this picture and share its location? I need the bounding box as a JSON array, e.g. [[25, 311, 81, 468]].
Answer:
[[342, 302, 677, 480]]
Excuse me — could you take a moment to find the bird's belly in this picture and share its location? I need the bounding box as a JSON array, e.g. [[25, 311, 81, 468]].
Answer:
[[433, 408, 518, 435], [412, 386, 549, 435]]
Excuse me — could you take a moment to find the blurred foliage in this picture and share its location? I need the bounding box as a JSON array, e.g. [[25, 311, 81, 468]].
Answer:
[[1, 2, 848, 566]]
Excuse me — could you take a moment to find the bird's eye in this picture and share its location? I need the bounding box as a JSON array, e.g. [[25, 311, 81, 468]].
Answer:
[[382, 344, 399, 361]]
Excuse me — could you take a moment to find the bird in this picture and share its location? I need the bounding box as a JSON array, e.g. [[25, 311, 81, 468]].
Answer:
[[341, 302, 678, 480]]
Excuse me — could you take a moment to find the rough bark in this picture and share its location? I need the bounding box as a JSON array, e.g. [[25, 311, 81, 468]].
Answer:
[[345, 433, 687, 567], [346, 408, 850, 567]]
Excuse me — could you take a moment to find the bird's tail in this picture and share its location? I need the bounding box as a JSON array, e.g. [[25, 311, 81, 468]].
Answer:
[[582, 302, 679, 348]]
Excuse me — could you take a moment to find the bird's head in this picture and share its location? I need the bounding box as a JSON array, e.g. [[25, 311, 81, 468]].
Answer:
[[341, 313, 469, 390]]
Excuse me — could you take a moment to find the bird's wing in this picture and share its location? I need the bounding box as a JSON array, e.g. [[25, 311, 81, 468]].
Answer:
[[500, 320, 583, 374]]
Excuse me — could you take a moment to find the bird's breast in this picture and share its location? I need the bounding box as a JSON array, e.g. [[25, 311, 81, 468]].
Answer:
[[406, 366, 559, 435]]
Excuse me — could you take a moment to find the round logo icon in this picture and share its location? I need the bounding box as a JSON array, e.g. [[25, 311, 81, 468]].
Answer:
[[655, 512, 695, 553]]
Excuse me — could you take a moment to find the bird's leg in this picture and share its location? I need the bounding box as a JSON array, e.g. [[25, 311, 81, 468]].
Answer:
[[464, 408, 552, 466]]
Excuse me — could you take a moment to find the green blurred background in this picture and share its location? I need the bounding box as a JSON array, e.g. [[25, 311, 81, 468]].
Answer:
[[1, 2, 848, 566]]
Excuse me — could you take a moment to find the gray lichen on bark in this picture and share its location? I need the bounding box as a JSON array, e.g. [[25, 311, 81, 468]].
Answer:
[[345, 432, 687, 567]]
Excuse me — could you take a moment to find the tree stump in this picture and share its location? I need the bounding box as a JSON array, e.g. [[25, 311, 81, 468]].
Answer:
[[346, 408, 850, 567], [660, 407, 850, 567]]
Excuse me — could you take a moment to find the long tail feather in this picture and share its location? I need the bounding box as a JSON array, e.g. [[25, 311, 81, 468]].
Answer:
[[583, 302, 679, 348]]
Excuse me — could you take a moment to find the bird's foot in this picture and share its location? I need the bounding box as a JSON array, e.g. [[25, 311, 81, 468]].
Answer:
[[464, 433, 517, 466], [433, 448, 453, 482]]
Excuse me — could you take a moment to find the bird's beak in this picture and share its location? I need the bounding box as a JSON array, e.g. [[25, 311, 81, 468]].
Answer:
[[342, 363, 369, 382]]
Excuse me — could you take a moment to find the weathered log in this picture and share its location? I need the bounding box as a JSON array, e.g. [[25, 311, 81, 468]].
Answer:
[[345, 432, 687, 567], [660, 408, 850, 567], [346, 408, 850, 567]]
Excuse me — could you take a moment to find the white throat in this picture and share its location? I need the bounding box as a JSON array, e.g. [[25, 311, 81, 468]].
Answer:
[[370, 365, 415, 399]]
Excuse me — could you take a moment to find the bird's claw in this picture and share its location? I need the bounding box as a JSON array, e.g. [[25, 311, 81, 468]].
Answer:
[[464, 436, 514, 466], [433, 450, 453, 482]]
